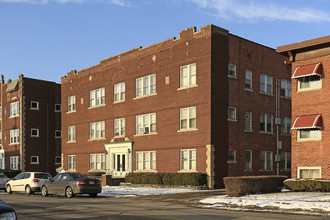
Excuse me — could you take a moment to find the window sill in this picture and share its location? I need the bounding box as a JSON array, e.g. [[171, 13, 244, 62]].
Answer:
[[177, 85, 198, 91], [67, 169, 76, 172], [9, 115, 19, 119], [244, 169, 253, 172], [66, 110, 76, 114], [177, 170, 197, 173], [177, 128, 198, 133], [55, 163, 61, 165], [134, 170, 157, 173], [244, 130, 253, 133], [55, 137, 61, 139], [244, 88, 253, 92], [227, 75, 237, 79], [88, 138, 106, 141], [67, 141, 76, 143], [259, 131, 274, 135], [227, 161, 237, 164], [133, 93, 157, 100], [30, 108, 39, 111], [227, 119, 237, 122], [114, 135, 125, 139], [297, 138, 322, 142], [9, 143, 19, 145], [113, 100, 125, 104], [30, 163, 40, 165], [297, 87, 322, 93], [134, 132, 157, 137], [280, 96, 291, 100], [259, 92, 274, 97], [88, 169, 106, 172], [88, 104, 106, 110], [30, 136, 39, 138], [54, 110, 61, 113]]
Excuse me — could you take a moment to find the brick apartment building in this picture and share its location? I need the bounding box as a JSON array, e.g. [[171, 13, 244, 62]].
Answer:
[[0, 74, 61, 176], [278, 36, 330, 179], [61, 25, 291, 188]]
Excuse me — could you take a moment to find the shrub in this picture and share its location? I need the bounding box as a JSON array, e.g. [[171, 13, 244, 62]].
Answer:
[[223, 175, 287, 197], [0, 170, 21, 178], [125, 173, 163, 185], [88, 171, 106, 177], [284, 179, 330, 192]]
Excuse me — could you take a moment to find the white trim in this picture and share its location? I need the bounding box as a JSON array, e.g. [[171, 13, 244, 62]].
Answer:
[[297, 166, 322, 179]]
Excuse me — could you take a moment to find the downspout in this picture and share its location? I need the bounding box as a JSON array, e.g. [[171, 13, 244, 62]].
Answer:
[[19, 75, 25, 171]]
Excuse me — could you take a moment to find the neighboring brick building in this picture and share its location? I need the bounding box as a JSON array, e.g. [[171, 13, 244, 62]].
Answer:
[[61, 25, 291, 188], [0, 74, 61, 176], [278, 36, 330, 179]]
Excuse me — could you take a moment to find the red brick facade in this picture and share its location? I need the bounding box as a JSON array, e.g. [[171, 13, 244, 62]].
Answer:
[[61, 25, 291, 188], [0, 75, 61, 176]]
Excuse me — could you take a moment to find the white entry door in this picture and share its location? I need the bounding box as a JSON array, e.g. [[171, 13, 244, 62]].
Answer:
[[105, 142, 132, 178], [113, 153, 128, 177]]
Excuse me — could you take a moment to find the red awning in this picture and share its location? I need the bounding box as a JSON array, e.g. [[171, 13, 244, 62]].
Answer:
[[291, 63, 323, 79], [292, 115, 322, 130]]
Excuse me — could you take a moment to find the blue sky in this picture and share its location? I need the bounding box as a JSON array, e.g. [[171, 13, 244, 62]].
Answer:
[[0, 0, 329, 83]]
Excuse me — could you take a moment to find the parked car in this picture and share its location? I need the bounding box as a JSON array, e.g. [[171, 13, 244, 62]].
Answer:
[[0, 174, 10, 191], [41, 172, 102, 198], [6, 172, 52, 195], [0, 200, 17, 220]]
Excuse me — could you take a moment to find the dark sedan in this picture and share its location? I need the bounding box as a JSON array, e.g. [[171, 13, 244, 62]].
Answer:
[[0, 200, 17, 220], [41, 172, 102, 198]]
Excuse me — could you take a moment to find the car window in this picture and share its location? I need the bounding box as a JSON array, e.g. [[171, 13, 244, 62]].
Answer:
[[0, 174, 7, 178], [14, 173, 26, 180], [71, 173, 84, 179], [35, 173, 51, 179], [61, 174, 69, 181], [24, 173, 31, 179], [52, 174, 62, 182]]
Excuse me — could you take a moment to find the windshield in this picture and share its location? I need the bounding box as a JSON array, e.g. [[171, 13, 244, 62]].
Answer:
[[35, 173, 51, 179]]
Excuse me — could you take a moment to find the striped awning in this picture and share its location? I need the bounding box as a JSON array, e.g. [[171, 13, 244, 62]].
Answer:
[[291, 63, 323, 79], [291, 114, 322, 130]]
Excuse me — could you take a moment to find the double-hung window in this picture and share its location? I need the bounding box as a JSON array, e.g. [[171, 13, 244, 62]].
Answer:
[[228, 107, 236, 121], [245, 69, 252, 90], [90, 154, 105, 171], [10, 129, 19, 144], [136, 113, 156, 134], [260, 73, 273, 95], [260, 151, 273, 170], [245, 111, 252, 131], [227, 149, 236, 163], [68, 155, 76, 171], [280, 152, 291, 171], [228, 63, 236, 78], [10, 101, 19, 117], [281, 80, 291, 98], [180, 149, 196, 171], [68, 126, 76, 142], [180, 106, 196, 130], [281, 117, 291, 135], [90, 121, 105, 140], [245, 150, 253, 170], [136, 74, 156, 97], [10, 156, 19, 170], [260, 113, 273, 133], [68, 95, 76, 112], [136, 151, 156, 171], [180, 63, 196, 88], [90, 88, 105, 107], [114, 82, 125, 102], [114, 118, 125, 137]]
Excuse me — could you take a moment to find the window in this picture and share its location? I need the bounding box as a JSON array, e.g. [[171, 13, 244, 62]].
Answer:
[[180, 106, 196, 130], [31, 156, 39, 164], [260, 151, 273, 170], [228, 107, 236, 121], [114, 118, 125, 137], [245, 150, 253, 170], [10, 156, 19, 170], [136, 151, 156, 171], [245, 69, 252, 90], [90, 121, 105, 139], [245, 111, 252, 131], [68, 126, 76, 142], [260, 113, 273, 133], [280, 152, 291, 171], [90, 88, 105, 107], [10, 101, 19, 117], [281, 117, 291, 135], [55, 130, 61, 138], [298, 75, 321, 90], [260, 73, 273, 95], [180, 149, 196, 171], [298, 167, 321, 179], [31, 101, 39, 110], [228, 63, 236, 78], [68, 95, 76, 112], [0, 106, 2, 119], [31, 128, 39, 137], [68, 155, 76, 171], [55, 156, 61, 165], [114, 82, 125, 102], [10, 129, 19, 144], [180, 63, 196, 88], [0, 132, 2, 145], [227, 149, 236, 162], [281, 80, 291, 98], [298, 129, 321, 141], [55, 104, 61, 112], [90, 154, 105, 171], [136, 74, 156, 97], [136, 113, 156, 135]]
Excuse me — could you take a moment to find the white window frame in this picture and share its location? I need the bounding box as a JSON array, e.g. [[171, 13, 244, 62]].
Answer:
[[0, 106, 2, 120], [90, 88, 105, 107], [280, 79, 291, 98], [10, 129, 19, 144], [0, 131, 2, 145], [114, 82, 125, 102], [30, 101, 39, 110], [245, 69, 253, 90], [260, 113, 273, 133], [10, 156, 19, 170], [180, 106, 196, 130], [31, 156, 39, 164], [55, 156, 61, 165], [90, 121, 105, 140], [244, 111, 252, 132], [114, 118, 125, 137], [280, 152, 291, 171], [68, 95, 76, 112], [136, 113, 156, 135], [297, 129, 321, 142], [31, 128, 39, 137], [227, 149, 236, 163], [180, 149, 196, 171], [68, 155, 76, 171], [245, 149, 253, 171], [10, 101, 19, 117], [55, 104, 61, 112], [260, 151, 273, 171], [55, 130, 61, 138], [136, 74, 156, 98], [298, 75, 322, 91], [136, 151, 156, 171], [228, 107, 237, 121], [281, 117, 291, 135], [297, 167, 321, 179], [260, 73, 273, 95], [180, 63, 196, 88], [68, 126, 76, 142], [228, 63, 237, 78], [89, 154, 105, 171]]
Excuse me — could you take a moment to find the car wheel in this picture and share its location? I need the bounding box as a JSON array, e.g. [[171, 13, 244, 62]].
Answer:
[[41, 186, 49, 197], [6, 185, 12, 194], [65, 186, 74, 198], [25, 185, 32, 195], [89, 193, 97, 198]]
